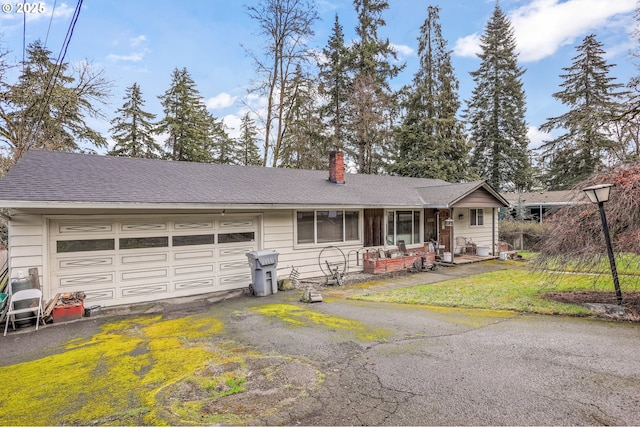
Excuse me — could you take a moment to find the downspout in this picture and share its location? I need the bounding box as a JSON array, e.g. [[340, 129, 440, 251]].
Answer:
[[492, 207, 496, 255]]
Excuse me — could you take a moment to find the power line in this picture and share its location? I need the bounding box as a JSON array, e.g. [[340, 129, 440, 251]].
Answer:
[[20, 0, 84, 156], [44, 0, 59, 48]]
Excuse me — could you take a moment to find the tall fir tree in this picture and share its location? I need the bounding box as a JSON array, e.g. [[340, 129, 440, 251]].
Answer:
[[318, 14, 352, 151], [237, 112, 262, 166], [280, 65, 328, 169], [108, 83, 161, 159], [347, 0, 403, 174], [209, 115, 237, 165], [388, 5, 470, 182], [465, 4, 532, 191], [539, 34, 627, 190], [157, 67, 214, 162], [0, 40, 111, 163]]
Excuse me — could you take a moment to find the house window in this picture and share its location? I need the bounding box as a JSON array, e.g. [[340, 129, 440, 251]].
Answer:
[[296, 210, 360, 244], [470, 209, 484, 226], [386, 210, 421, 246]]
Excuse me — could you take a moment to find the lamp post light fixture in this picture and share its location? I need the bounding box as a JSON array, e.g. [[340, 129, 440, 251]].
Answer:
[[581, 183, 623, 305]]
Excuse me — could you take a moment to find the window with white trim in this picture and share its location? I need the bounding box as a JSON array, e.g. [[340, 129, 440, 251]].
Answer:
[[386, 210, 421, 246], [296, 210, 360, 244], [470, 208, 484, 226]]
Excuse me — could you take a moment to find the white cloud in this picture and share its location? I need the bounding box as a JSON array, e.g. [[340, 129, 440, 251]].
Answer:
[[391, 43, 414, 57], [206, 92, 237, 110], [454, 0, 636, 62], [107, 52, 145, 62], [222, 114, 242, 139], [454, 33, 482, 58], [527, 125, 550, 150], [130, 35, 147, 48]]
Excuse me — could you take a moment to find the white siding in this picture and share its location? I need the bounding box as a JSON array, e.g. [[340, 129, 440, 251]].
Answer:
[[7, 212, 46, 295], [450, 207, 499, 254], [263, 210, 364, 280]]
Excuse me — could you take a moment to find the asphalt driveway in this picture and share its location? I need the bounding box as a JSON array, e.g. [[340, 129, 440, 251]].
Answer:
[[1, 266, 639, 425]]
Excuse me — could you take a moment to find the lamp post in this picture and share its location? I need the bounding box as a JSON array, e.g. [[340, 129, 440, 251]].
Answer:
[[444, 217, 454, 260], [582, 183, 622, 305]]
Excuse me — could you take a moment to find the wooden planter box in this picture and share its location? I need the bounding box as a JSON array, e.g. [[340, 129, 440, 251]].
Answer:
[[363, 251, 435, 274]]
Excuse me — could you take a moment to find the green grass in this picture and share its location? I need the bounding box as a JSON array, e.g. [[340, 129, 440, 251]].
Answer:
[[539, 253, 640, 276], [353, 263, 639, 316]]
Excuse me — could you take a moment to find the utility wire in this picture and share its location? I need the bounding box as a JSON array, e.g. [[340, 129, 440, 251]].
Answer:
[[44, 0, 59, 48], [22, 0, 83, 155]]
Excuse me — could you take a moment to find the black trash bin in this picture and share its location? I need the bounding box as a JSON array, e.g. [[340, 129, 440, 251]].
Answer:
[[246, 250, 279, 296]]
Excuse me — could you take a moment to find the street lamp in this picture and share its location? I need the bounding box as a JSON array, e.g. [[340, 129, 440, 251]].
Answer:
[[582, 183, 622, 305]]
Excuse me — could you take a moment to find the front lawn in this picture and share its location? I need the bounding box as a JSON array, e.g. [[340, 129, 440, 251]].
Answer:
[[352, 262, 640, 317]]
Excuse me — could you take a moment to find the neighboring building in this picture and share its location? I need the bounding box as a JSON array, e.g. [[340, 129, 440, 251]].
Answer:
[[500, 190, 585, 222], [0, 150, 508, 308]]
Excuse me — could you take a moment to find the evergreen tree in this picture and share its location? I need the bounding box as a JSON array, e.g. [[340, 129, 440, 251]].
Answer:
[[209, 115, 237, 165], [108, 83, 161, 159], [539, 34, 626, 190], [157, 67, 214, 162], [318, 14, 351, 150], [465, 4, 532, 191], [388, 5, 470, 181], [346, 0, 403, 174], [280, 65, 328, 169], [0, 40, 111, 162], [237, 112, 262, 166]]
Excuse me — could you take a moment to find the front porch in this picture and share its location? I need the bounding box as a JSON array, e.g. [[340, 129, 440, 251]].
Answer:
[[439, 253, 499, 265]]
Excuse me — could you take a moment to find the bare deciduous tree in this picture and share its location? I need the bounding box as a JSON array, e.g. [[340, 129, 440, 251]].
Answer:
[[534, 162, 640, 274], [244, 0, 319, 167]]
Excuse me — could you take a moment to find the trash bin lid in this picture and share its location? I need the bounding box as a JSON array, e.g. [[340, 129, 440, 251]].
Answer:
[[246, 249, 279, 265]]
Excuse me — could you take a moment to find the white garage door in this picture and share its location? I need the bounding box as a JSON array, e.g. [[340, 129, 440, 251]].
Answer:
[[49, 215, 259, 307]]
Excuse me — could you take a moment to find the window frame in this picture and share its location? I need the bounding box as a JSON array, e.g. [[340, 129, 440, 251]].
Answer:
[[470, 208, 485, 227], [295, 209, 361, 246], [385, 209, 422, 247]]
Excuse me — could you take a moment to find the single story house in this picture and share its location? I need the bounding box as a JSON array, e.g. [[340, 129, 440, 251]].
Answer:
[[500, 190, 585, 222], [0, 150, 508, 308]]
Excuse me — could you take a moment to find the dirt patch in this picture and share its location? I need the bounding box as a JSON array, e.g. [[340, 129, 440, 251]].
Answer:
[[543, 291, 640, 321], [160, 355, 322, 425]]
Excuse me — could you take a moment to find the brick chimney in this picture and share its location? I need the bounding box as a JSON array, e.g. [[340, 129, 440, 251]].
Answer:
[[329, 151, 345, 184]]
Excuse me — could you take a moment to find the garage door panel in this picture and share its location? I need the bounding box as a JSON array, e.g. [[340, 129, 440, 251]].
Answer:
[[121, 222, 167, 232], [121, 283, 169, 297], [121, 268, 169, 281], [220, 260, 248, 271], [175, 278, 215, 290], [58, 256, 114, 269], [220, 219, 255, 228], [121, 252, 168, 265], [84, 288, 116, 301], [174, 264, 215, 276], [58, 223, 113, 234], [219, 246, 254, 257], [174, 221, 214, 230], [173, 249, 215, 261], [59, 272, 115, 287], [220, 273, 252, 288]]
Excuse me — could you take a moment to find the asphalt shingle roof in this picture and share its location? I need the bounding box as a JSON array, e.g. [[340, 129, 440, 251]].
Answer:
[[0, 150, 479, 208]]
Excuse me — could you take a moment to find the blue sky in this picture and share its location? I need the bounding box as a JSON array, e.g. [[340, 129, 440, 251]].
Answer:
[[0, 0, 637, 153]]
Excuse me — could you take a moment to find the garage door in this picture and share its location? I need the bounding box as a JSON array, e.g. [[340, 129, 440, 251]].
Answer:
[[49, 216, 259, 307]]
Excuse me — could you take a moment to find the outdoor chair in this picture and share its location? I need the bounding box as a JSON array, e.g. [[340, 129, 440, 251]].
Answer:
[[3, 288, 43, 336], [455, 236, 468, 255]]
